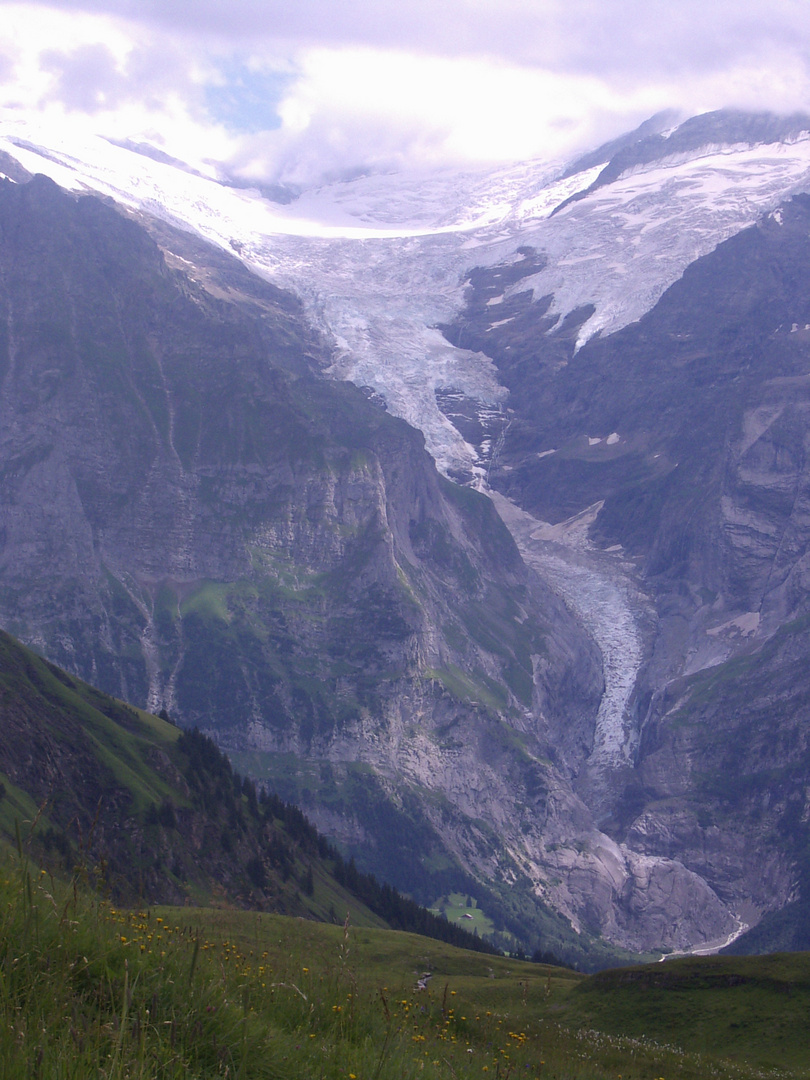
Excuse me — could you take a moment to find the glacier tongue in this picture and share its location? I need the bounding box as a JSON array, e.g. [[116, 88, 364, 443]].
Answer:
[[250, 230, 510, 479], [489, 491, 654, 770]]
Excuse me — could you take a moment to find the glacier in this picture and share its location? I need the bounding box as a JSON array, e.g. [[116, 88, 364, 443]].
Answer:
[[5, 115, 810, 481]]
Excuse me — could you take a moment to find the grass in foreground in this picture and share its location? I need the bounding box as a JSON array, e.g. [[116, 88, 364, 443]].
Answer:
[[0, 848, 806, 1079], [564, 953, 810, 1075]]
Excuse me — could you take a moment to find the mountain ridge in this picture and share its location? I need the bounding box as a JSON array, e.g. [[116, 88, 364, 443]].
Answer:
[[0, 624, 504, 955]]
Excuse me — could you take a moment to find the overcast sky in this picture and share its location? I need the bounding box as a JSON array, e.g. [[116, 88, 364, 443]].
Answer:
[[1, 0, 810, 187]]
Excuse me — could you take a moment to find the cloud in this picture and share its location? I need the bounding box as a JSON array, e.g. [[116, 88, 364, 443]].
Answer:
[[1, 0, 809, 188], [0, 5, 188, 108], [230, 48, 655, 186], [0, 52, 15, 83], [38, 36, 207, 115], [8, 0, 810, 78], [41, 42, 127, 111]]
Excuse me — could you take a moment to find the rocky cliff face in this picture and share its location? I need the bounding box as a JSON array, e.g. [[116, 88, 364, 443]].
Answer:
[[442, 183, 810, 947], [4, 124, 807, 960], [0, 175, 517, 709], [0, 172, 714, 965]]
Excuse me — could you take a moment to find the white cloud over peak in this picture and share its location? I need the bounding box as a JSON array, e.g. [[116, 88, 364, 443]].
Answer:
[[1, 0, 809, 188]]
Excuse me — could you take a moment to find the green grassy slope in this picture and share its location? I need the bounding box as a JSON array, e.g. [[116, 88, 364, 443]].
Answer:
[[0, 628, 492, 954], [0, 626, 368, 920], [564, 953, 810, 1074], [2, 852, 807, 1079]]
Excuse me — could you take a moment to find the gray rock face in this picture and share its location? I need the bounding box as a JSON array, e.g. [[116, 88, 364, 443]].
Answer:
[[4, 173, 713, 965], [442, 188, 810, 950], [3, 162, 802, 961]]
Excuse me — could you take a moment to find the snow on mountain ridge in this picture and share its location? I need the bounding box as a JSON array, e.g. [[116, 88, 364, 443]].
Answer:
[[4, 113, 810, 476], [509, 138, 810, 350]]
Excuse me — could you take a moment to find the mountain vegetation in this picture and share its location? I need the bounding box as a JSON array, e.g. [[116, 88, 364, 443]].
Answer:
[[3, 845, 809, 1078], [0, 627, 493, 955]]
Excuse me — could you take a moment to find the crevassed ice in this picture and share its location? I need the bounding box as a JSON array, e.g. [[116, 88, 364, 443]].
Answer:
[[4, 116, 810, 474]]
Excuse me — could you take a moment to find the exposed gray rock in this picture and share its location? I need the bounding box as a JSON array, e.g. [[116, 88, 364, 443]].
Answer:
[[1, 173, 673, 965], [441, 189, 810, 950]]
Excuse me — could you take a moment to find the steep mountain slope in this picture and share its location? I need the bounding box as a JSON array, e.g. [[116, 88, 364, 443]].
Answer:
[[0, 172, 556, 728], [0, 623, 382, 921], [0, 626, 502, 952], [4, 109, 810, 956], [0, 172, 689, 966], [444, 175, 810, 939]]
